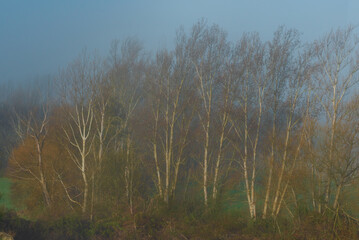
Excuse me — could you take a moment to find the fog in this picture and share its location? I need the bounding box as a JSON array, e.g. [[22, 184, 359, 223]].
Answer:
[[0, 0, 357, 84], [2, 2, 359, 239]]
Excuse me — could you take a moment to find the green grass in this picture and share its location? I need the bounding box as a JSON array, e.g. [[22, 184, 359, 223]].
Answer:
[[0, 177, 14, 209]]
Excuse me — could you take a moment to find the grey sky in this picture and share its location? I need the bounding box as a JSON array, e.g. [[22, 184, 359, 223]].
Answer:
[[0, 0, 358, 83]]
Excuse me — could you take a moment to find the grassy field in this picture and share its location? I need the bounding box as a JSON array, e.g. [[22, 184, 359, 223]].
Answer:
[[0, 178, 14, 209]]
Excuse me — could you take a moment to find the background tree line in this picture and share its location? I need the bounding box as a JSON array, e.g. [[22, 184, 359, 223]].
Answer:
[[2, 21, 359, 239]]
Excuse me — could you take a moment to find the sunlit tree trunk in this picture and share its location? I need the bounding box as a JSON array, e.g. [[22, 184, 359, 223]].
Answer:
[[63, 103, 94, 215]]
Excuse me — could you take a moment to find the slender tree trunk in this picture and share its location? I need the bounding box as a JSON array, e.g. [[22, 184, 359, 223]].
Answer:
[[212, 128, 224, 201], [171, 157, 181, 198], [311, 164, 316, 210], [124, 135, 133, 214], [203, 122, 210, 207], [333, 183, 342, 209], [171, 113, 191, 199], [90, 172, 95, 221], [263, 111, 276, 219], [213, 75, 230, 201], [243, 98, 254, 218], [272, 120, 291, 216], [92, 109, 105, 221], [153, 103, 163, 198], [247, 87, 264, 219], [318, 173, 322, 213], [36, 139, 51, 207], [82, 170, 88, 214], [164, 98, 170, 203], [153, 142, 162, 198], [326, 86, 337, 207], [249, 91, 263, 219]]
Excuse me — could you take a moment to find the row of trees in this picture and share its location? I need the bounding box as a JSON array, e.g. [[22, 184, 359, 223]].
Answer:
[[4, 22, 359, 225]]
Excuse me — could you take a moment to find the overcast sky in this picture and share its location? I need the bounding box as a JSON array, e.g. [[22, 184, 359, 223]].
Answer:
[[0, 0, 358, 83]]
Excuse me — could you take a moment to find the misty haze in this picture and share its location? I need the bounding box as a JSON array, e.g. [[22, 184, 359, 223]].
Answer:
[[1, 1, 359, 239]]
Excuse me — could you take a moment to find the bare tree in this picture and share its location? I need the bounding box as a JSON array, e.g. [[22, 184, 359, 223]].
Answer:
[[111, 38, 144, 213], [271, 47, 314, 218], [57, 51, 96, 215], [147, 46, 192, 203], [189, 21, 229, 206], [229, 32, 266, 219], [262, 27, 300, 219], [212, 59, 233, 202], [313, 26, 359, 208], [88, 57, 114, 220], [10, 105, 52, 207], [331, 94, 359, 209]]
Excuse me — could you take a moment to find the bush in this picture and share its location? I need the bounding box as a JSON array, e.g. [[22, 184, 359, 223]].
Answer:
[[0, 208, 45, 240]]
